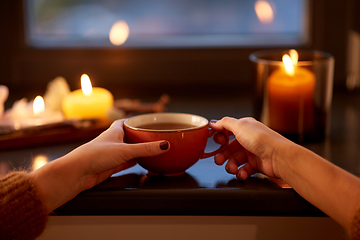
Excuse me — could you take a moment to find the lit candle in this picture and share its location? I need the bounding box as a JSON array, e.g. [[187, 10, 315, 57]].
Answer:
[[62, 74, 114, 120], [28, 95, 48, 126], [27, 95, 64, 127], [2, 95, 64, 129], [267, 50, 315, 134], [33, 95, 45, 116]]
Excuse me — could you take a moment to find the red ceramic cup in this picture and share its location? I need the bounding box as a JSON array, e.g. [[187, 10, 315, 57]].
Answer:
[[124, 113, 228, 176]]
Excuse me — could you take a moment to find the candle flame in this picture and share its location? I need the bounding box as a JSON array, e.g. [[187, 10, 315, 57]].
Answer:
[[109, 20, 130, 46], [254, 0, 274, 23], [289, 49, 298, 65], [33, 96, 45, 116], [81, 74, 93, 96], [282, 54, 295, 76]]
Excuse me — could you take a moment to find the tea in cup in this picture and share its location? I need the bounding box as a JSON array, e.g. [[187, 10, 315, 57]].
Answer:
[[124, 113, 228, 176]]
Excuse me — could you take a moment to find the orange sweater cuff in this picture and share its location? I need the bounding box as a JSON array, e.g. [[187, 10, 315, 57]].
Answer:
[[0, 171, 48, 240]]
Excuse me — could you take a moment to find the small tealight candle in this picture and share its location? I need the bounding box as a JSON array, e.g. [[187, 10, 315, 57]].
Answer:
[[33, 96, 45, 116], [3, 95, 65, 129], [62, 74, 114, 120]]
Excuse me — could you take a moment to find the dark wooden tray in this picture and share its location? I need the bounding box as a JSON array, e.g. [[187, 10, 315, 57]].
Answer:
[[0, 120, 109, 150]]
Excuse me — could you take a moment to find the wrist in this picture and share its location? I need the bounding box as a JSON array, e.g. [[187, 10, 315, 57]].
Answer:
[[271, 139, 303, 182], [28, 153, 85, 213], [28, 164, 57, 213]]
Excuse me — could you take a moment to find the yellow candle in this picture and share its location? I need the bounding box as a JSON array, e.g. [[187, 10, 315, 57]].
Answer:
[[62, 74, 113, 120], [268, 52, 315, 134]]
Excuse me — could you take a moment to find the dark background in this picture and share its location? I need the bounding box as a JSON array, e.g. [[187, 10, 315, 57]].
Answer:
[[0, 0, 359, 102]]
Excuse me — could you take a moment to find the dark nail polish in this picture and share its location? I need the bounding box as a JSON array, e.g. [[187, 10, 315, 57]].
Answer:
[[210, 119, 218, 124], [237, 172, 242, 180], [160, 141, 169, 150]]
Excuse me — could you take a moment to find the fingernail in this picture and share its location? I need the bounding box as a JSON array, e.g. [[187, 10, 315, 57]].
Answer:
[[160, 141, 169, 150], [210, 119, 218, 124]]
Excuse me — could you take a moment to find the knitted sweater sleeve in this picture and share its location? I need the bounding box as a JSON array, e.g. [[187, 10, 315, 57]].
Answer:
[[0, 172, 48, 240], [350, 207, 360, 240]]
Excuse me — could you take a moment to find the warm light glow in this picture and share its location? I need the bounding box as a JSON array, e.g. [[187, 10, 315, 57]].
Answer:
[[109, 20, 130, 46], [289, 49, 299, 65], [254, 0, 274, 23], [33, 96, 45, 116], [282, 54, 295, 76], [81, 74, 92, 96], [32, 155, 48, 171]]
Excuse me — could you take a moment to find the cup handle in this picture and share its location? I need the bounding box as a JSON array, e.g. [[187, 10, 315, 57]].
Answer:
[[200, 130, 229, 159]]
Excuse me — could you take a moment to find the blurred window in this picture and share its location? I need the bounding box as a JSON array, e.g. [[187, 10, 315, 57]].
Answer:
[[25, 0, 308, 48]]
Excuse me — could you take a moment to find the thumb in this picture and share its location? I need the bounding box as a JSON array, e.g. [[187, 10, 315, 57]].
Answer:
[[124, 140, 170, 159]]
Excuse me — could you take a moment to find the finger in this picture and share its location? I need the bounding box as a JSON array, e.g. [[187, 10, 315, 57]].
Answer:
[[214, 153, 227, 165], [225, 156, 241, 174], [214, 139, 243, 165], [210, 117, 239, 133], [213, 117, 260, 141], [124, 140, 170, 160], [94, 119, 126, 143], [208, 127, 215, 138], [213, 132, 227, 145], [109, 119, 126, 140], [102, 119, 125, 133], [225, 150, 248, 174], [218, 139, 244, 160], [215, 139, 247, 168], [236, 162, 256, 181], [209, 120, 234, 137]]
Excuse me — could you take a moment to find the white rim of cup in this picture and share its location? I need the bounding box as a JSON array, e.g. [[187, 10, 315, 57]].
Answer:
[[124, 112, 209, 132]]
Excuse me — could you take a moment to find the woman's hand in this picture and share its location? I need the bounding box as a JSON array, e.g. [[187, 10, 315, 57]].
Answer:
[[210, 117, 297, 180], [28, 119, 170, 213], [211, 117, 360, 234], [75, 119, 170, 191]]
